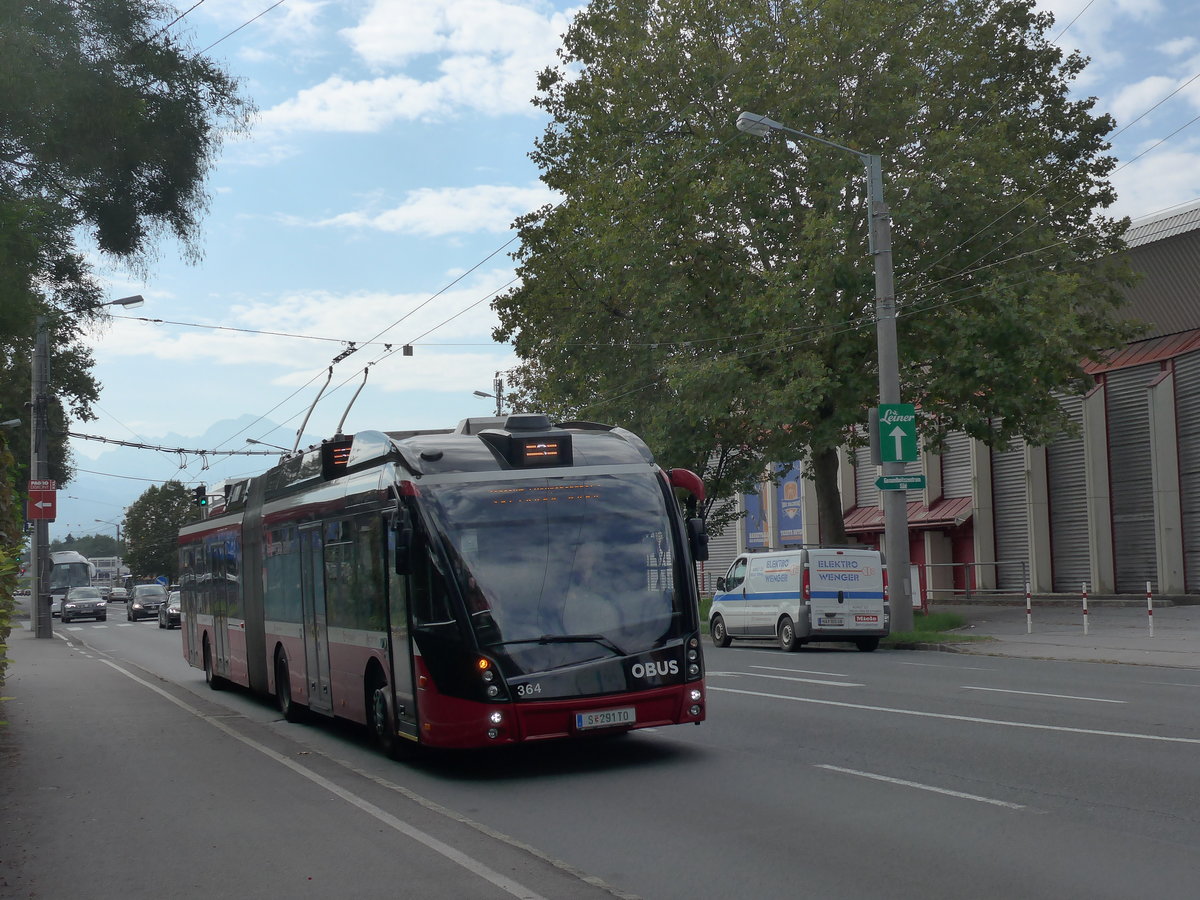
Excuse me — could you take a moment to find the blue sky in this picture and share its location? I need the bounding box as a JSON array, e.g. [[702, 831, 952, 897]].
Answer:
[[55, 0, 1200, 539]]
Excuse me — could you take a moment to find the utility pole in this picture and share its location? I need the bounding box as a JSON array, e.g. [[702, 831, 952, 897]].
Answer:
[[734, 113, 914, 631], [493, 372, 504, 417], [30, 316, 52, 638]]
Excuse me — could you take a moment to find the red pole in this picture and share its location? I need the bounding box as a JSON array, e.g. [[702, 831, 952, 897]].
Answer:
[[1082, 582, 1089, 636], [1147, 581, 1154, 637]]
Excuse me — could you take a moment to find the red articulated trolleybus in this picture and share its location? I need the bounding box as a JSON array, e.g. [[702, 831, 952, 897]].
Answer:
[[178, 414, 709, 754]]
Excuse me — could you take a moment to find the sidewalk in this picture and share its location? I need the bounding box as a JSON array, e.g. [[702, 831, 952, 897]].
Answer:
[[928, 600, 1200, 668]]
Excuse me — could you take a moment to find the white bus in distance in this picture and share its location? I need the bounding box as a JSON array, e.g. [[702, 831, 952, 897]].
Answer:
[[709, 547, 889, 652]]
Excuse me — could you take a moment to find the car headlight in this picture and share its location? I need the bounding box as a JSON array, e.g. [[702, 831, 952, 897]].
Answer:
[[65, 603, 76, 609]]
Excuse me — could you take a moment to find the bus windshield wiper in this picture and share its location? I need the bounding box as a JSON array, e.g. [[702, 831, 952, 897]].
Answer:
[[537, 633, 628, 656], [488, 634, 628, 657]]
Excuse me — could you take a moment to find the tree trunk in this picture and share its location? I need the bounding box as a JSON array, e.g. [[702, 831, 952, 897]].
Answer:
[[810, 446, 849, 547]]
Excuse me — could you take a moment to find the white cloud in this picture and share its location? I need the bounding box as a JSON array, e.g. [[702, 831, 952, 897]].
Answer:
[[258, 0, 574, 132], [1159, 37, 1198, 56], [1109, 144, 1200, 218], [1109, 75, 1179, 126], [317, 183, 558, 235]]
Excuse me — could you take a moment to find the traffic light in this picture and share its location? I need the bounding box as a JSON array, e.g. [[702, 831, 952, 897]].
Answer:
[[193, 485, 208, 507]]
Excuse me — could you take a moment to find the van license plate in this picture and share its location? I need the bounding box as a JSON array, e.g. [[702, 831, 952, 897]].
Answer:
[[576, 707, 635, 730], [818, 616, 843, 626]]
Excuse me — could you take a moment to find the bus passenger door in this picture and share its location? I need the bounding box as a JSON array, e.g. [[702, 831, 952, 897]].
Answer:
[[299, 524, 333, 716], [209, 543, 231, 676], [386, 516, 417, 740]]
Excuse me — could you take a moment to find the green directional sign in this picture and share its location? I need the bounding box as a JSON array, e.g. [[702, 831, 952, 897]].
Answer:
[[876, 474, 927, 491], [877, 403, 919, 463]]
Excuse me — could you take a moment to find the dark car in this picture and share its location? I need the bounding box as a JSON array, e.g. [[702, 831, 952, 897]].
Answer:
[[158, 591, 182, 629], [128, 583, 167, 621], [62, 586, 107, 623]]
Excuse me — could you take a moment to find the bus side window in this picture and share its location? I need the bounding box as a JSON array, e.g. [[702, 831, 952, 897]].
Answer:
[[410, 538, 455, 628]]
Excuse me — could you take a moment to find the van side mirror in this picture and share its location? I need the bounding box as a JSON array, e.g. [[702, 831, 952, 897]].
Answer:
[[716, 576, 727, 592], [687, 518, 709, 562]]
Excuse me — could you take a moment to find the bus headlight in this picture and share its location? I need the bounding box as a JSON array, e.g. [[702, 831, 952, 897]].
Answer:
[[690, 688, 703, 702], [489, 711, 504, 725]]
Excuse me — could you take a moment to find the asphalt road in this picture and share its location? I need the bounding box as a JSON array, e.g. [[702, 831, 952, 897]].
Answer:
[[5, 604, 1200, 898]]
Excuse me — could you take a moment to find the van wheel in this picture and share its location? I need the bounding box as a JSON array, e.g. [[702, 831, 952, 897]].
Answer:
[[856, 637, 880, 652], [710, 615, 731, 648], [778, 616, 800, 652]]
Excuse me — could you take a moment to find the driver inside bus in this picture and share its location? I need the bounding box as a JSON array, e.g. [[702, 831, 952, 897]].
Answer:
[[561, 541, 624, 634]]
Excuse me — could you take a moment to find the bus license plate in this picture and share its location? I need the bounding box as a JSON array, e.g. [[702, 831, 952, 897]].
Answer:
[[576, 707, 636, 730]]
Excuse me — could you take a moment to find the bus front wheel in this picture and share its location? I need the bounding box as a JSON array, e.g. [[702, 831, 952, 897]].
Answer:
[[370, 683, 404, 760]]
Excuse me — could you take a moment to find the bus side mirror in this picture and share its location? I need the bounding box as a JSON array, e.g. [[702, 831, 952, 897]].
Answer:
[[687, 518, 708, 562], [391, 506, 413, 576]]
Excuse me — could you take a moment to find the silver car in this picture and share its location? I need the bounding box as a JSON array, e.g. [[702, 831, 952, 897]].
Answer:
[[62, 586, 108, 623]]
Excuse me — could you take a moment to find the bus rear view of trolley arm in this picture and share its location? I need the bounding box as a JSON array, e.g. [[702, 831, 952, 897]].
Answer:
[[179, 414, 710, 754]]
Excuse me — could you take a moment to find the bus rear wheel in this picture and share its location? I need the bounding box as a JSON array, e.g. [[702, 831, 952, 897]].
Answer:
[[203, 641, 225, 691], [276, 652, 304, 723]]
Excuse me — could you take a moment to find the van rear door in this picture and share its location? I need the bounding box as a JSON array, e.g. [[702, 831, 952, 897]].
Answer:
[[806, 549, 887, 634]]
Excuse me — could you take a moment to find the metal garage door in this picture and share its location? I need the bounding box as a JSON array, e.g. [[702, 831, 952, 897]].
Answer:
[[1176, 352, 1200, 593], [1106, 365, 1159, 593], [940, 431, 973, 498], [1047, 394, 1090, 592], [991, 434, 1029, 590]]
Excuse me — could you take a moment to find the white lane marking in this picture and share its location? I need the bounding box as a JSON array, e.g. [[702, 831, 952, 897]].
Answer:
[[962, 686, 1125, 704], [901, 661, 997, 671], [1143, 681, 1200, 688], [724, 672, 863, 688], [98, 659, 548, 900], [709, 686, 1200, 745], [116, 623, 135, 627], [816, 765, 1024, 810], [751, 665, 853, 678]]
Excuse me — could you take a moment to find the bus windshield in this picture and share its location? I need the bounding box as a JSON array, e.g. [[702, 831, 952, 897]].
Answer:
[[49, 563, 92, 594], [420, 472, 685, 672]]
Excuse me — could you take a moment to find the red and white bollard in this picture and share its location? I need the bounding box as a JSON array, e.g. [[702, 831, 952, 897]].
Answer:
[[1147, 581, 1154, 638], [1082, 582, 1089, 636], [1025, 582, 1032, 634]]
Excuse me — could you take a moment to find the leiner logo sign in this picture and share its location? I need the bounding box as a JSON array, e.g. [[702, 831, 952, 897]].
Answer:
[[877, 403, 918, 463]]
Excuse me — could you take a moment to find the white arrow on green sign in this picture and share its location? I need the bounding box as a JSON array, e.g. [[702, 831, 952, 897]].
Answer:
[[875, 474, 926, 491], [878, 403, 919, 463]]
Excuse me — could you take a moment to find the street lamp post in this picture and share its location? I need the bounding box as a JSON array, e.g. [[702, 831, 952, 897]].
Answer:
[[473, 372, 504, 417], [29, 294, 146, 638], [735, 112, 914, 630]]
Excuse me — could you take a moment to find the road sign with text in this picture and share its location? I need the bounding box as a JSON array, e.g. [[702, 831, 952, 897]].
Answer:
[[877, 404, 919, 463], [876, 474, 927, 491]]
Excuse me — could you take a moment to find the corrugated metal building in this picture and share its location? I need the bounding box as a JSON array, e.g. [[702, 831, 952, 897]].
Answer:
[[711, 199, 1200, 597]]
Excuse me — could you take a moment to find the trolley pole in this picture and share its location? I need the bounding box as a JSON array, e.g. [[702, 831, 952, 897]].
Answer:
[[30, 315, 52, 639]]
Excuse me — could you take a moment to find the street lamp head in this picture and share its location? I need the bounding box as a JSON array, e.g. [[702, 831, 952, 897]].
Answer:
[[1, 418, 20, 427], [107, 294, 145, 309], [246, 438, 291, 453], [473, 391, 495, 399], [736, 111, 782, 137]]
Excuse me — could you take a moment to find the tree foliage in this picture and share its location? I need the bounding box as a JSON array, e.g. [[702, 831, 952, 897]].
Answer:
[[494, 0, 1140, 537], [123, 480, 194, 581], [0, 0, 253, 490]]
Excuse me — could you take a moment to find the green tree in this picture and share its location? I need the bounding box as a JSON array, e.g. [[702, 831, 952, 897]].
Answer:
[[494, 0, 1140, 540], [49, 533, 121, 559], [123, 481, 195, 582], [0, 0, 253, 490]]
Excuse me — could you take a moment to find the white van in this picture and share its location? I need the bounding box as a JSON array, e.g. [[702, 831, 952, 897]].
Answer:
[[710, 547, 889, 652]]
